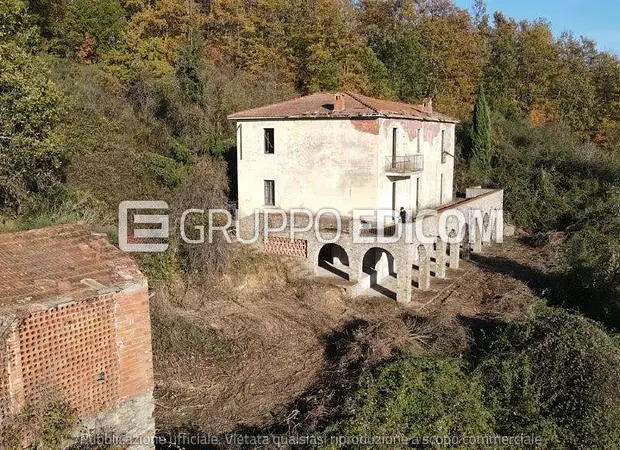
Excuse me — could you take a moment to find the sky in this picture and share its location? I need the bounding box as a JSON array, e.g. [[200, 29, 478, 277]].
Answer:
[[454, 0, 620, 55]]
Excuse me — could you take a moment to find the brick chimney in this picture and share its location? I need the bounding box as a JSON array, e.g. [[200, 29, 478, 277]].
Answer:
[[333, 93, 345, 112], [422, 97, 433, 112]]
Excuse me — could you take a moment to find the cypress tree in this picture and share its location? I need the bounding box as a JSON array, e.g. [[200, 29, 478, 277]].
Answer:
[[471, 85, 492, 176], [177, 27, 205, 103]]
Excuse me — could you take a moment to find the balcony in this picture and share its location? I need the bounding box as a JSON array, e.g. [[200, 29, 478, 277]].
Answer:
[[385, 154, 424, 175]]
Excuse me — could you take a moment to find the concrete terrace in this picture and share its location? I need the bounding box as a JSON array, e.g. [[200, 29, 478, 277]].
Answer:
[[246, 188, 504, 304]]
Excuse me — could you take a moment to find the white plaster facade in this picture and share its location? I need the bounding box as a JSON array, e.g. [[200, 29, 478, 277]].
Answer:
[[230, 93, 457, 219]]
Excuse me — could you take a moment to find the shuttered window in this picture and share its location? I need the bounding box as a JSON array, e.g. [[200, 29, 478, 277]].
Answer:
[[264, 128, 275, 154], [441, 129, 446, 163], [264, 180, 275, 206]]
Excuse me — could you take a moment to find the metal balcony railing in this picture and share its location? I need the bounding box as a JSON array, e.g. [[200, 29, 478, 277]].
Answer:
[[385, 154, 424, 174]]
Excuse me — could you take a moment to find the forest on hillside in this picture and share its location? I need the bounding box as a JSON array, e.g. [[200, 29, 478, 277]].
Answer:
[[1, 0, 618, 320], [2, 0, 620, 208], [1, 0, 620, 448]]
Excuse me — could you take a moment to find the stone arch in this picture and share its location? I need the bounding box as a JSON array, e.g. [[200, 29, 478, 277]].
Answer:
[[318, 243, 350, 280], [362, 247, 396, 278], [361, 247, 397, 300]]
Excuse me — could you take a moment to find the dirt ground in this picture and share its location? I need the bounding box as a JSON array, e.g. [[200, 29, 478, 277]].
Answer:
[[151, 232, 563, 437]]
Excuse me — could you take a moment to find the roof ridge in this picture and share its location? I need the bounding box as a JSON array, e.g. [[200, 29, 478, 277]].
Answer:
[[227, 93, 310, 116], [228, 91, 458, 122], [345, 92, 379, 114]]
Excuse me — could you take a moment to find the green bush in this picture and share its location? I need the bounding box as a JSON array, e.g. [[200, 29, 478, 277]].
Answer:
[[0, 187, 113, 233], [0, 0, 36, 42], [327, 309, 620, 450], [327, 358, 493, 448], [200, 132, 232, 157], [169, 139, 196, 165], [147, 152, 185, 188], [137, 251, 180, 282], [49, 60, 172, 207], [474, 307, 620, 449], [0, 5, 66, 211], [486, 120, 620, 231], [560, 187, 620, 328], [1, 400, 77, 450]]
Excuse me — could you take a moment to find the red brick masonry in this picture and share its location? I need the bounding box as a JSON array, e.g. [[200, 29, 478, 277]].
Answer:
[[0, 223, 154, 438], [265, 236, 308, 258]]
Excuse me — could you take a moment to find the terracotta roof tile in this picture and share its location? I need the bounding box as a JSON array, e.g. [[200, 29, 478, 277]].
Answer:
[[228, 92, 457, 122], [0, 223, 144, 314]]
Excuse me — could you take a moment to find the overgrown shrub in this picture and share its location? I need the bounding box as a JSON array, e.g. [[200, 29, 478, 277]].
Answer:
[[147, 152, 185, 188], [559, 187, 620, 329], [137, 251, 181, 282], [1, 399, 77, 450], [0, 187, 113, 233], [485, 120, 620, 231], [326, 358, 493, 447], [327, 308, 620, 449], [474, 307, 620, 449], [169, 139, 196, 165], [134, 157, 230, 283], [173, 158, 231, 284], [49, 60, 171, 207]]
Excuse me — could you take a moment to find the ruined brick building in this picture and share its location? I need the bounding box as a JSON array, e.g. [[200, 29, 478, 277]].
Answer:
[[0, 223, 154, 448]]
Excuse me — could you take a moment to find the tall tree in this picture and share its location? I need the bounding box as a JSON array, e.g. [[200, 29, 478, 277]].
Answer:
[[57, 0, 126, 62], [289, 0, 391, 95], [515, 19, 559, 123], [0, 0, 66, 210], [553, 34, 598, 140], [415, 1, 485, 117], [106, 0, 205, 79], [177, 27, 206, 102], [357, 0, 432, 102], [484, 12, 518, 115], [470, 84, 492, 176]]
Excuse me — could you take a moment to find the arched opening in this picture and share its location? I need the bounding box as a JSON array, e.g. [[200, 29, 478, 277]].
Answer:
[[362, 247, 397, 299], [363, 247, 396, 276], [318, 244, 350, 280]]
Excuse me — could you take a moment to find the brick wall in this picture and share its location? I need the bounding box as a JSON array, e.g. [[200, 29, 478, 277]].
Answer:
[[16, 295, 119, 417], [0, 282, 155, 447], [114, 285, 154, 402], [265, 237, 308, 258]]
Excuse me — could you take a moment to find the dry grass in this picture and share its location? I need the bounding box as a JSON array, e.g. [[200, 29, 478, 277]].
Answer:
[[151, 236, 553, 436], [0, 393, 77, 450], [151, 246, 429, 435]]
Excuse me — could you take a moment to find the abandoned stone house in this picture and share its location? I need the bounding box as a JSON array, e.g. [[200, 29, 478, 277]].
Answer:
[[229, 93, 504, 304], [0, 223, 154, 449], [229, 91, 457, 219]]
